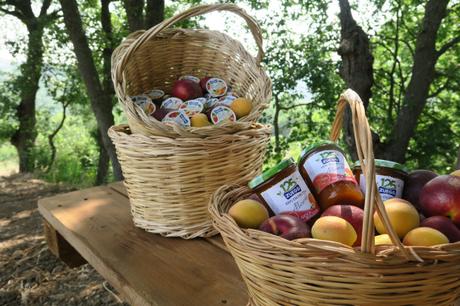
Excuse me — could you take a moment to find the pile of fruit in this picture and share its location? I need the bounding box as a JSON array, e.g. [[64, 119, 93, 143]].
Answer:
[[130, 76, 253, 127], [228, 141, 460, 248]]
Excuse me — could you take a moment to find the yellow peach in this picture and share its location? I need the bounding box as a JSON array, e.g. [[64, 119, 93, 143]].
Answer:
[[190, 113, 211, 127], [374, 198, 420, 238], [311, 216, 357, 246], [230, 97, 252, 119], [374, 234, 394, 246], [403, 227, 449, 246], [229, 199, 269, 229]]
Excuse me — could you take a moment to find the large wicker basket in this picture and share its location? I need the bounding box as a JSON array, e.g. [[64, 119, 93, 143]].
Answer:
[[109, 123, 270, 239], [209, 89, 460, 305], [112, 4, 271, 138]]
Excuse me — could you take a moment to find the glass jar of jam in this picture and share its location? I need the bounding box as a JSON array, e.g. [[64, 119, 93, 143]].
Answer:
[[248, 158, 320, 222], [298, 141, 364, 211], [353, 159, 408, 201]]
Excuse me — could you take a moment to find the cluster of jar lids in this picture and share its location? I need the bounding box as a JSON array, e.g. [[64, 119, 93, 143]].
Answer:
[[129, 75, 253, 128]]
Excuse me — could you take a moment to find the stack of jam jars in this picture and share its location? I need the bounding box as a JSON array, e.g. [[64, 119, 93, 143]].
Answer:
[[249, 140, 407, 222]]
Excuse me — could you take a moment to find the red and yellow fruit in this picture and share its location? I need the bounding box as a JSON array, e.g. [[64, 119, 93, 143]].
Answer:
[[375, 234, 393, 246], [230, 97, 252, 119], [419, 175, 460, 227], [190, 113, 211, 127], [403, 227, 449, 246], [259, 215, 310, 240], [171, 79, 202, 101], [421, 215, 460, 242], [374, 198, 419, 238], [402, 170, 438, 211], [321, 205, 364, 246], [229, 199, 269, 229], [311, 216, 357, 246]]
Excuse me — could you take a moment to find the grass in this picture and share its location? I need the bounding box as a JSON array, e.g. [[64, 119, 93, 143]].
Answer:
[[0, 144, 18, 176]]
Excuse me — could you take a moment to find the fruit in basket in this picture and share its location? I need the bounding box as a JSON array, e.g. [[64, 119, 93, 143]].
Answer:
[[152, 108, 174, 121], [311, 216, 357, 246], [402, 170, 438, 211], [200, 77, 212, 92], [374, 234, 394, 246], [230, 97, 253, 119], [321, 205, 364, 246], [403, 227, 449, 246], [171, 79, 203, 101], [190, 113, 211, 127], [421, 216, 460, 242], [451, 169, 460, 177], [374, 198, 419, 238], [259, 215, 310, 240], [419, 175, 460, 227], [248, 193, 263, 204], [229, 199, 269, 229]]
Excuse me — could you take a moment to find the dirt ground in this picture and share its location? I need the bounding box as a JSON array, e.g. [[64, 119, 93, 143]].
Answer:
[[0, 173, 127, 306]]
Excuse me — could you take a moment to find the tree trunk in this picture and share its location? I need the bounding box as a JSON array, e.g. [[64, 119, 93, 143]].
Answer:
[[96, 0, 116, 183], [59, 0, 123, 180], [95, 129, 110, 185], [382, 0, 449, 162], [337, 0, 374, 159], [10, 22, 44, 172], [273, 94, 281, 155], [123, 0, 145, 32], [145, 0, 164, 28], [100, 0, 114, 97]]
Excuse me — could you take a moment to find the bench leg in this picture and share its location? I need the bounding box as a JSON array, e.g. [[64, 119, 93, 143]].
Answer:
[[43, 219, 87, 268]]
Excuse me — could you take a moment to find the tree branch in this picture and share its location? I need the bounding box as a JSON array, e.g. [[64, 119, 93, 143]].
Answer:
[[46, 99, 70, 172], [39, 0, 52, 17], [428, 78, 451, 98], [437, 35, 460, 58], [0, 7, 23, 19]]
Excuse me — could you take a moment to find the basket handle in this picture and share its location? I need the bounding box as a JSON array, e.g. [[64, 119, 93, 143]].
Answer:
[[330, 89, 410, 257], [114, 3, 264, 82]]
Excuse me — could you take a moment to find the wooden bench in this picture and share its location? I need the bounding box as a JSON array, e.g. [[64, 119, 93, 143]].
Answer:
[[38, 182, 248, 306], [38, 182, 460, 306]]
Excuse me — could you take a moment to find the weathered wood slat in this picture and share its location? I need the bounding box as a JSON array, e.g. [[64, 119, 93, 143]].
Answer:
[[43, 219, 86, 267], [38, 186, 248, 306]]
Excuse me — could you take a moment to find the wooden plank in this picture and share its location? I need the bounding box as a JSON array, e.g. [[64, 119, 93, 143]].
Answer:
[[108, 181, 126, 197], [43, 219, 86, 267], [38, 186, 248, 306]]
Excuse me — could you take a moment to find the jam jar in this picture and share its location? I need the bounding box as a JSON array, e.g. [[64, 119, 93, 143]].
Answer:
[[248, 158, 320, 222], [353, 159, 408, 201], [298, 141, 364, 211]]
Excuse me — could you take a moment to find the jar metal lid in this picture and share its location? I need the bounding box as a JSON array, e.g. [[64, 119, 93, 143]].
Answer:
[[353, 159, 408, 173], [248, 158, 295, 189], [299, 140, 337, 162]]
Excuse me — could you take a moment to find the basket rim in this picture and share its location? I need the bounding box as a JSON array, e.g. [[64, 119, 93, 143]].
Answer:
[[111, 4, 272, 138], [108, 123, 272, 142]]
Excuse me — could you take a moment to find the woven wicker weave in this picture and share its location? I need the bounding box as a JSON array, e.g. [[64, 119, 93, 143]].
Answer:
[[209, 89, 460, 305], [112, 4, 271, 138], [109, 123, 270, 239]]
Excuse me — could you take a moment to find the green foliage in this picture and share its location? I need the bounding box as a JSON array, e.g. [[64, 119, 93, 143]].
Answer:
[[34, 110, 100, 187], [0, 0, 459, 188], [0, 76, 20, 141], [252, 1, 342, 166], [366, 0, 460, 171]]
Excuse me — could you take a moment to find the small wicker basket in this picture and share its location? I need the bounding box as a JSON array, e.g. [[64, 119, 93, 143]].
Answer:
[[209, 89, 460, 305], [109, 123, 270, 239], [112, 4, 271, 138]]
